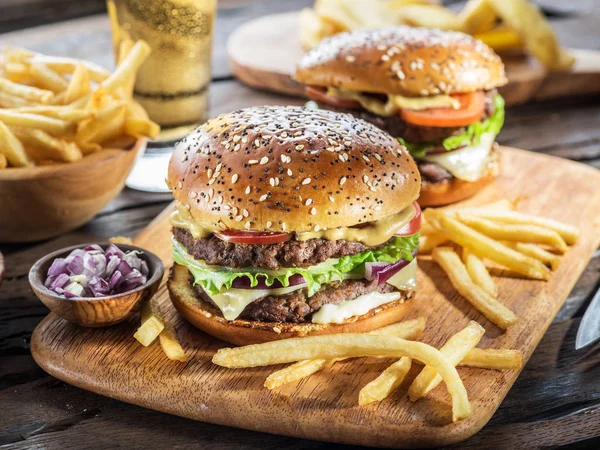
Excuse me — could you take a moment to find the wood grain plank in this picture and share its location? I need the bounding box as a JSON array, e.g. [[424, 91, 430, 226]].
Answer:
[[27, 148, 600, 448]]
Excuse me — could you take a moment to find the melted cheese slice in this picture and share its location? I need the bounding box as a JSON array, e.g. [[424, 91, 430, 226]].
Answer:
[[311, 260, 417, 324], [326, 87, 461, 117], [202, 284, 306, 321], [422, 132, 495, 182]]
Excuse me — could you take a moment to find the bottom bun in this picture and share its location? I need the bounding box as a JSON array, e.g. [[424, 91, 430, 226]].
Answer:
[[168, 263, 413, 345], [418, 150, 500, 208]]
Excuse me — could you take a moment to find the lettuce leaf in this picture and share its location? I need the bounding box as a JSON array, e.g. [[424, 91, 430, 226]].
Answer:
[[398, 94, 505, 159], [173, 234, 419, 297]]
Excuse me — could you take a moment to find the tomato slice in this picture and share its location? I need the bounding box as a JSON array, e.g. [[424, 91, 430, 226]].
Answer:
[[305, 86, 362, 109], [214, 230, 291, 245], [399, 91, 486, 128], [394, 201, 422, 237]]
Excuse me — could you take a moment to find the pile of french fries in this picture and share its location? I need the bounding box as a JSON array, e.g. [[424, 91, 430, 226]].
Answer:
[[0, 40, 159, 169], [421, 199, 579, 329], [212, 317, 523, 422], [300, 0, 574, 70]]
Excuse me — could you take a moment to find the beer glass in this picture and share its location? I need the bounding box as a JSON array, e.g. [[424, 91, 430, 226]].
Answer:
[[106, 0, 216, 191]]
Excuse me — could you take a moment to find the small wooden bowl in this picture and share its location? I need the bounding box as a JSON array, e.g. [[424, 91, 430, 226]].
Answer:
[[29, 243, 164, 327], [0, 137, 146, 243]]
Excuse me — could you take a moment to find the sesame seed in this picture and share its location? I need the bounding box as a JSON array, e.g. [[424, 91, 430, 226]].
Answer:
[[217, 195, 223, 205], [208, 188, 214, 198], [296, 144, 304, 150], [363, 155, 370, 163], [374, 154, 382, 162], [310, 207, 316, 215], [242, 209, 249, 217], [231, 174, 239, 184], [245, 186, 251, 194], [248, 159, 258, 165], [345, 55, 355, 62], [282, 222, 287, 231], [254, 139, 260, 147], [216, 163, 222, 172], [375, 205, 382, 211], [363, 175, 369, 183], [266, 221, 273, 228], [235, 215, 243, 222], [287, 168, 293, 176], [189, 191, 197, 199], [329, 196, 335, 203], [281, 132, 288, 138], [305, 198, 313, 206], [260, 156, 269, 165], [234, 144, 241, 151], [314, 224, 321, 232], [245, 221, 251, 229], [280, 154, 286, 163], [233, 135, 241, 142], [259, 194, 268, 202], [381, 54, 390, 61], [208, 179, 215, 185], [269, 178, 275, 187], [340, 176, 347, 186], [241, 136, 248, 143], [302, 177, 311, 185], [207, 168, 213, 178]]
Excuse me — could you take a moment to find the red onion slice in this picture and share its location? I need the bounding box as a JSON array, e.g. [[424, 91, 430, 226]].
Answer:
[[365, 251, 418, 285]]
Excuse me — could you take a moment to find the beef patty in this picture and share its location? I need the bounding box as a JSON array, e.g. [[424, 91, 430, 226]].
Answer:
[[314, 90, 497, 144], [174, 227, 388, 270], [194, 276, 411, 323]]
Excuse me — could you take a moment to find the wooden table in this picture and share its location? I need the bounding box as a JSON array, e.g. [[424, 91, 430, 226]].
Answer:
[[1, 1, 600, 448]]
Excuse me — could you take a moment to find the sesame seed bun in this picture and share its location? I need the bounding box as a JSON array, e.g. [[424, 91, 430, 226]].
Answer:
[[294, 27, 507, 97], [418, 153, 500, 207], [168, 106, 421, 233], [168, 263, 413, 345]]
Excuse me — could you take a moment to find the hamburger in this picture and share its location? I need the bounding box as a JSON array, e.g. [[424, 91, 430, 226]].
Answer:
[[167, 106, 422, 345], [294, 27, 508, 207]]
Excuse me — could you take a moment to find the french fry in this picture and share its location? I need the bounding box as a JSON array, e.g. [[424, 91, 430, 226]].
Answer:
[[125, 117, 160, 140], [475, 27, 522, 52], [3, 47, 34, 63], [2, 62, 30, 82], [29, 63, 69, 92], [510, 242, 560, 271], [459, 0, 497, 34], [0, 109, 75, 135], [393, 4, 461, 30], [0, 77, 54, 103], [101, 40, 151, 94], [214, 333, 472, 422], [133, 299, 165, 346], [409, 321, 484, 401], [460, 348, 522, 370], [0, 121, 34, 167], [29, 54, 111, 83], [419, 233, 448, 254], [359, 357, 411, 405], [116, 39, 136, 100], [11, 127, 82, 163], [419, 221, 438, 235], [76, 101, 127, 143], [487, 0, 574, 70], [265, 317, 426, 389], [456, 215, 568, 254], [448, 208, 579, 245], [16, 106, 93, 122], [432, 247, 517, 329], [462, 248, 497, 297], [298, 8, 339, 49], [159, 324, 188, 362], [0, 92, 36, 108], [427, 212, 550, 280], [0, 153, 7, 169], [64, 64, 92, 104]]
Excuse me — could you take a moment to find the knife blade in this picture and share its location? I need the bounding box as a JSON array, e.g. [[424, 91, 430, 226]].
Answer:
[[575, 286, 600, 350]]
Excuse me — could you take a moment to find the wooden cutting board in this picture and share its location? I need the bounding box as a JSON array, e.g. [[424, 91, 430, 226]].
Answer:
[[227, 12, 600, 106], [31, 147, 600, 448]]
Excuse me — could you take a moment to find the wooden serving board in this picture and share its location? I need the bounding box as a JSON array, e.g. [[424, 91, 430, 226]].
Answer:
[[31, 148, 600, 448], [227, 12, 600, 106]]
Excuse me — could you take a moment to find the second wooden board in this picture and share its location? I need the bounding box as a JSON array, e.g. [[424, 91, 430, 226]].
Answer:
[[228, 12, 600, 105], [31, 148, 600, 447]]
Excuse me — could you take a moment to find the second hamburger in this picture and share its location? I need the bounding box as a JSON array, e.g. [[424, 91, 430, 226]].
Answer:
[[295, 27, 508, 206]]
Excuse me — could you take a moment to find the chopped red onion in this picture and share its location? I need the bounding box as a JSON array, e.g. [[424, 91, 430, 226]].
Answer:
[[364, 251, 418, 285], [44, 244, 149, 298]]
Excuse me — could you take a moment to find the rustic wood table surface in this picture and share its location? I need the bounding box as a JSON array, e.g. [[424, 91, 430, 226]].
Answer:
[[1, 1, 599, 449]]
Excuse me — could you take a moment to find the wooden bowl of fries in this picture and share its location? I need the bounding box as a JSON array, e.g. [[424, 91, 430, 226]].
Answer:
[[0, 137, 146, 242], [0, 42, 160, 242]]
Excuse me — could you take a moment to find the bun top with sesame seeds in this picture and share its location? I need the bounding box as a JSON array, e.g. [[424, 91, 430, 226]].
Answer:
[[168, 105, 420, 234], [294, 26, 507, 97]]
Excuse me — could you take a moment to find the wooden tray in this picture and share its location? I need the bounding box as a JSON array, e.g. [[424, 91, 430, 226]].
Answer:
[[227, 12, 600, 106], [31, 148, 600, 448]]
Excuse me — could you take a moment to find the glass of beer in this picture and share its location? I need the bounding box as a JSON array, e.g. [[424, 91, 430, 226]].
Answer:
[[106, 0, 216, 192]]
